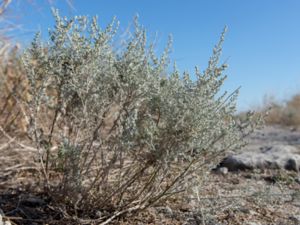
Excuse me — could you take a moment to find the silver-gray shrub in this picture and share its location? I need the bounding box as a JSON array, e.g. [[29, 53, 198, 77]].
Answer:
[[21, 9, 260, 222]]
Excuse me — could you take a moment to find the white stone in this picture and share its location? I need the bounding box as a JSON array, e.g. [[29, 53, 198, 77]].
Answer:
[[219, 144, 300, 172]]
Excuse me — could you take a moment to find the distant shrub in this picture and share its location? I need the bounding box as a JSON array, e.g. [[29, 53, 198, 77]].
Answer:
[[20, 9, 260, 223], [0, 47, 29, 134], [261, 94, 300, 127]]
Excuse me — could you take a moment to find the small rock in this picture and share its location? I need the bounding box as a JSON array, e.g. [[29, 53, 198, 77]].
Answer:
[[95, 210, 102, 218], [289, 215, 300, 224], [218, 167, 228, 175], [219, 145, 300, 172], [285, 158, 299, 172], [156, 206, 173, 217], [290, 127, 297, 132], [246, 222, 261, 225], [213, 166, 228, 175], [20, 196, 46, 207]]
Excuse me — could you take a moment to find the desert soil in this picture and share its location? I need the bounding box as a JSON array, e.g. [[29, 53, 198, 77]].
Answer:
[[0, 126, 299, 225]]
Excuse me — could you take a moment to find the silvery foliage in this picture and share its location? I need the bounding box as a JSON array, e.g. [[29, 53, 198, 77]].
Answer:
[[21, 8, 260, 215]]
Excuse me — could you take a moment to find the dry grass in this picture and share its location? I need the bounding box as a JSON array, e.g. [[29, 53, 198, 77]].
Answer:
[[0, 50, 30, 135], [260, 94, 300, 127], [0, 0, 75, 135]]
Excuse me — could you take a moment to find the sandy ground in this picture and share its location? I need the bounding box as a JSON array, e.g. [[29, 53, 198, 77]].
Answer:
[[0, 126, 299, 224]]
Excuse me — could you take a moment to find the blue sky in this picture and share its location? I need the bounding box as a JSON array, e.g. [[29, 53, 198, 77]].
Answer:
[[8, 0, 300, 111]]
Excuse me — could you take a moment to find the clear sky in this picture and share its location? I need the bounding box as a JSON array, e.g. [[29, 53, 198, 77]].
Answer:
[[8, 0, 300, 111]]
